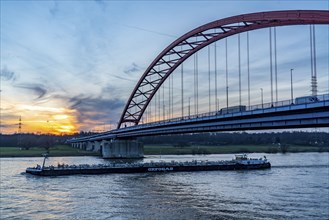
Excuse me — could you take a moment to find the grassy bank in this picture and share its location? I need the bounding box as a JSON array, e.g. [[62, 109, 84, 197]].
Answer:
[[144, 144, 329, 155], [1, 144, 327, 157], [0, 145, 100, 157]]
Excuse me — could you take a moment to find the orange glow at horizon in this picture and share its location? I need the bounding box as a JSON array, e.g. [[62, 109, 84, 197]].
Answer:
[[1, 104, 80, 135]]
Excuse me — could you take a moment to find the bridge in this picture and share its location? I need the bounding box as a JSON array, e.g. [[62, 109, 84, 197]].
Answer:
[[68, 10, 329, 158]]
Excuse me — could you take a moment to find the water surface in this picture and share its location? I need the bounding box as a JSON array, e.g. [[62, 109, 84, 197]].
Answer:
[[1, 153, 328, 219]]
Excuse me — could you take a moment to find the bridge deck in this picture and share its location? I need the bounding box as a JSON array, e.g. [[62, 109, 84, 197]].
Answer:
[[68, 99, 329, 143]]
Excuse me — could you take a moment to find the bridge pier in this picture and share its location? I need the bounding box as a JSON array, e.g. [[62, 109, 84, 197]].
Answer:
[[71, 142, 84, 149], [81, 142, 87, 150], [94, 141, 101, 152], [86, 141, 94, 151], [102, 139, 144, 159]]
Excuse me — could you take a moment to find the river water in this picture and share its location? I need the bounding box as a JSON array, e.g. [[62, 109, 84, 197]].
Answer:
[[0, 153, 328, 220]]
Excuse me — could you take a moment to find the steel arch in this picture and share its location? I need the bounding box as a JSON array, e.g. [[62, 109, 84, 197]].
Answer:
[[118, 10, 329, 129]]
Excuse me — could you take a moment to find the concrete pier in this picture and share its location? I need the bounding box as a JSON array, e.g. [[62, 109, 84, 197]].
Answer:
[[102, 139, 144, 159], [86, 141, 94, 151], [94, 141, 101, 152], [72, 142, 86, 150]]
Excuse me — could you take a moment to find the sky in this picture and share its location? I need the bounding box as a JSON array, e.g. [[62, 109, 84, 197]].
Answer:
[[1, 0, 328, 134]]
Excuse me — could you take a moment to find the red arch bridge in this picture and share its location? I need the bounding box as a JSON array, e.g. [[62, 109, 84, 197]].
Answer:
[[69, 10, 329, 158]]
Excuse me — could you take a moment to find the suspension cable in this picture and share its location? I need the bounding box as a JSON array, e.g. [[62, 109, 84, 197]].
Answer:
[[214, 41, 218, 111], [269, 27, 274, 105], [196, 52, 199, 114], [225, 38, 229, 108], [247, 31, 251, 107], [208, 45, 211, 112], [312, 24, 317, 96], [274, 27, 278, 102], [238, 33, 242, 106], [162, 80, 165, 120], [181, 62, 184, 117]]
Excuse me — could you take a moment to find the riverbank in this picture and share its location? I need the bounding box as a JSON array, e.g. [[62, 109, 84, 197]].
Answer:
[[1, 144, 327, 157], [0, 145, 100, 157], [144, 144, 328, 155]]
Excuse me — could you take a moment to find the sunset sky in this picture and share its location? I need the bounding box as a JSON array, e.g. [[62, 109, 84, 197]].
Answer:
[[1, 1, 328, 135]]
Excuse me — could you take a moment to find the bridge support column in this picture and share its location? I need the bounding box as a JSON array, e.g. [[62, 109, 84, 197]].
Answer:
[[86, 141, 94, 151], [94, 141, 101, 152], [76, 143, 81, 149], [102, 140, 144, 159]]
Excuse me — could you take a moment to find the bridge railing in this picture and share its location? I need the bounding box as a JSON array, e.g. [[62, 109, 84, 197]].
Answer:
[[136, 93, 329, 129]]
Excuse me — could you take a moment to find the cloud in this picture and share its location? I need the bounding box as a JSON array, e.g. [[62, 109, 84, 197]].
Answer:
[[66, 94, 90, 108], [0, 67, 16, 82], [0, 123, 13, 129], [112, 75, 136, 82], [101, 83, 130, 98], [94, 0, 106, 8], [49, 1, 59, 17], [65, 94, 125, 128], [124, 63, 142, 75], [15, 83, 48, 100]]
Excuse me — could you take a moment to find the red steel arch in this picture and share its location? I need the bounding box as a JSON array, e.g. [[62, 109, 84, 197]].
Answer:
[[118, 10, 329, 128]]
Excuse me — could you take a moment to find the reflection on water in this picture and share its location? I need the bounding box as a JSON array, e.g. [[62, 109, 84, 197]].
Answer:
[[0, 153, 328, 219]]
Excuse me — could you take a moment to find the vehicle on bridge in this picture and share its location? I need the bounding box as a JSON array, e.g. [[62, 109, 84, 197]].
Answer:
[[295, 96, 320, 104], [219, 105, 247, 114]]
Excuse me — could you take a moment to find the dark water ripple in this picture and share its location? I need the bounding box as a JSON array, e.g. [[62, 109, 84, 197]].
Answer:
[[1, 152, 328, 219]]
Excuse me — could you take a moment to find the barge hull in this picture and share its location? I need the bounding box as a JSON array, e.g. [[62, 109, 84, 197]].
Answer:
[[26, 163, 271, 176]]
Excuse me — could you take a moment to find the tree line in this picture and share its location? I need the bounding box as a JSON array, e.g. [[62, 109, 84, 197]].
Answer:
[[0, 131, 98, 149], [1, 131, 328, 149], [138, 131, 329, 147]]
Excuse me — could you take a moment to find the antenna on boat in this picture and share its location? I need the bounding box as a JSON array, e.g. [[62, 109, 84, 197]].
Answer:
[[41, 153, 48, 170]]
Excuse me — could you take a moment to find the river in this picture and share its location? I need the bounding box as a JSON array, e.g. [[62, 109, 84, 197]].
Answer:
[[0, 152, 328, 220]]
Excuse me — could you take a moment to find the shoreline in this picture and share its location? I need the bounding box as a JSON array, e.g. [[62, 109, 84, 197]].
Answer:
[[0, 145, 100, 158], [1, 144, 328, 158], [0, 155, 101, 158]]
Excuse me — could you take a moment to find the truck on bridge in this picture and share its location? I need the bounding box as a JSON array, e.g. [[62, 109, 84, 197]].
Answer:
[[295, 96, 319, 104], [219, 105, 247, 114]]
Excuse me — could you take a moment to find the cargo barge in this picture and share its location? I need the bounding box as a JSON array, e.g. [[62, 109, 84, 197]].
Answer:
[[25, 154, 270, 176]]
